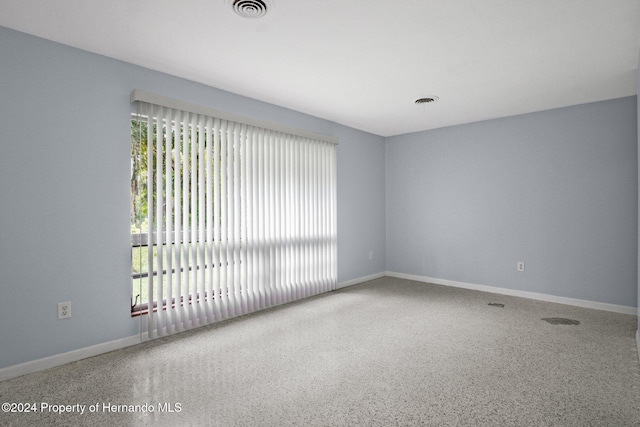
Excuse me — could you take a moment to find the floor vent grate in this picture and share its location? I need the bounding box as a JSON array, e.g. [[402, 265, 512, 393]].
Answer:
[[542, 317, 580, 325], [488, 303, 505, 308]]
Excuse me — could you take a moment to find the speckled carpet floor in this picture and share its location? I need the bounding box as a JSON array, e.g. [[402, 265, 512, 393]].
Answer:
[[1, 277, 639, 426]]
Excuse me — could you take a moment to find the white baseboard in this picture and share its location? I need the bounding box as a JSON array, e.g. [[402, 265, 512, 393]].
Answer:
[[387, 271, 638, 315], [0, 334, 144, 382], [2, 272, 635, 382], [337, 271, 386, 289]]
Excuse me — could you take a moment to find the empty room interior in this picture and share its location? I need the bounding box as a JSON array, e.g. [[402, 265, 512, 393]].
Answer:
[[1, 1, 640, 425]]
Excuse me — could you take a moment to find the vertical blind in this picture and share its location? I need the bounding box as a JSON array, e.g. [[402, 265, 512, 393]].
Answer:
[[131, 91, 337, 338]]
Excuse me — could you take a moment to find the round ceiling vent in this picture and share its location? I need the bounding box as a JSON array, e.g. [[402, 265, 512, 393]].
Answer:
[[229, 0, 272, 18], [415, 96, 439, 104]]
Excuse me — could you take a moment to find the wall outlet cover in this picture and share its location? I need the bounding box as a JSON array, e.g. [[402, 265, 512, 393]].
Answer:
[[58, 302, 71, 319]]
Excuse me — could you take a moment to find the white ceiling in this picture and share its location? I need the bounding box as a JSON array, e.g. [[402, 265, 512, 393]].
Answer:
[[1, 0, 639, 137]]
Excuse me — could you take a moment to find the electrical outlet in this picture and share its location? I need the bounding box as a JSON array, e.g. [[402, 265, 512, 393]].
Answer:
[[369, 251, 374, 260], [58, 302, 71, 319], [517, 262, 525, 272]]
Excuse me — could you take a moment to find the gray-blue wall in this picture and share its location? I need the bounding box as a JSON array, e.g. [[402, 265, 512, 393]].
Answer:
[[0, 26, 386, 369], [386, 98, 638, 307]]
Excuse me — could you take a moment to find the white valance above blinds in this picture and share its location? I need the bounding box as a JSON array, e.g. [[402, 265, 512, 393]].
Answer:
[[130, 90, 339, 145]]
